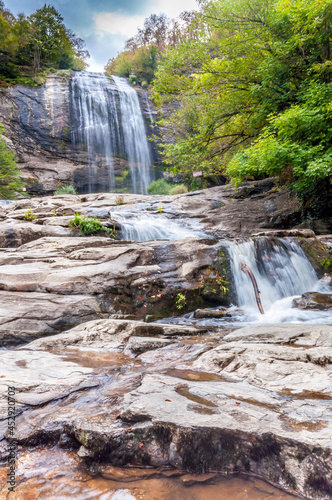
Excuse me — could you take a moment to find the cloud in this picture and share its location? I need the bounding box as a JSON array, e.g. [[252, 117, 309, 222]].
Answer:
[[149, 0, 198, 18], [94, 11, 146, 37]]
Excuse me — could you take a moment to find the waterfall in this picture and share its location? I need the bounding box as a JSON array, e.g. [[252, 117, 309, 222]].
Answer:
[[116, 212, 207, 242], [112, 76, 152, 194], [70, 72, 152, 194], [225, 237, 330, 322], [227, 238, 318, 311]]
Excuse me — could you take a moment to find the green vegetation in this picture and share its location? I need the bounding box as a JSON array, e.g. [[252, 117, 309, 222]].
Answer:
[[147, 178, 188, 195], [147, 0, 332, 219], [0, 2, 89, 85], [169, 184, 188, 195], [319, 257, 331, 272], [115, 195, 125, 206], [104, 12, 198, 86], [68, 213, 115, 237], [0, 124, 22, 199], [23, 208, 37, 221], [175, 292, 187, 310], [54, 184, 77, 195]]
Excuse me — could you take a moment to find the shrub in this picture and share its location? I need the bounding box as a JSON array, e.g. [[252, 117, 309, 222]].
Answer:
[[54, 184, 77, 195], [169, 184, 188, 195], [23, 208, 37, 221], [147, 178, 172, 195], [115, 196, 125, 205], [68, 213, 115, 237], [0, 124, 23, 199]]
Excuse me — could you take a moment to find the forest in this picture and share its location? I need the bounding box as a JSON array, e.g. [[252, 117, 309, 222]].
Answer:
[[109, 0, 332, 221], [0, 1, 89, 85]]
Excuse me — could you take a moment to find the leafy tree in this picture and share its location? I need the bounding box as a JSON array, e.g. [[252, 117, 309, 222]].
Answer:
[[105, 11, 199, 86], [151, 0, 332, 218], [0, 2, 89, 82], [0, 124, 23, 199]]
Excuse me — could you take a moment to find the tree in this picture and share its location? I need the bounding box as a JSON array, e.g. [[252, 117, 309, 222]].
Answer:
[[0, 124, 23, 199], [151, 0, 332, 217]]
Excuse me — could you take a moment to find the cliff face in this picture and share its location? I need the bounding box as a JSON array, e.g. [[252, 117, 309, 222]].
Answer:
[[0, 72, 160, 195]]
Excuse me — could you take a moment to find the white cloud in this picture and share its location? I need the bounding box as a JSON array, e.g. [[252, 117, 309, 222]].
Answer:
[[150, 0, 198, 19], [94, 12, 146, 37], [87, 55, 105, 73]]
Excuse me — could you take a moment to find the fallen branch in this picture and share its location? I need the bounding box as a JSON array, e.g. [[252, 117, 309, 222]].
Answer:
[[241, 262, 264, 314]]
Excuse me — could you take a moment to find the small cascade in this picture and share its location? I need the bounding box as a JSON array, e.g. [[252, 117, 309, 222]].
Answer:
[[70, 72, 152, 194], [227, 237, 318, 312], [112, 76, 152, 194], [224, 237, 332, 323], [115, 212, 206, 242]]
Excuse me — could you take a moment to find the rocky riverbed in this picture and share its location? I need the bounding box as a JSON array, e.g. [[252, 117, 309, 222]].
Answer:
[[0, 185, 331, 499]]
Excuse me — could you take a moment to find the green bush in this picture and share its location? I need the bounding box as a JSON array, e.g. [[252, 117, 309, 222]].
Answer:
[[0, 124, 23, 199], [147, 178, 172, 195], [169, 184, 188, 195], [68, 213, 115, 237], [147, 178, 188, 195], [54, 184, 77, 195]]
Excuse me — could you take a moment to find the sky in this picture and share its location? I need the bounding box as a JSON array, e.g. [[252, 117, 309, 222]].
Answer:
[[8, 0, 199, 72]]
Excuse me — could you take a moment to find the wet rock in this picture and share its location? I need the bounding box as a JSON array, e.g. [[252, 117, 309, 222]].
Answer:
[[292, 292, 332, 311], [252, 229, 315, 238], [0, 349, 98, 418], [0, 232, 230, 343], [0, 291, 103, 346], [124, 337, 174, 355], [220, 324, 332, 347], [194, 308, 232, 319], [22, 319, 205, 352]]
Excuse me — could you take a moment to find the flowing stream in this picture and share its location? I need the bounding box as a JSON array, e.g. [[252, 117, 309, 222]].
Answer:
[[70, 72, 151, 194]]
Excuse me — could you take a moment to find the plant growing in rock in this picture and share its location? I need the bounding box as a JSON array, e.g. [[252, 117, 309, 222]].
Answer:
[[68, 213, 115, 237], [23, 208, 37, 221], [175, 292, 186, 310], [54, 184, 77, 195], [116, 196, 125, 206], [319, 258, 331, 272]]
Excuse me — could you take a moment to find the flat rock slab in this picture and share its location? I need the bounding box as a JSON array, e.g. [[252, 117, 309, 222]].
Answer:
[[0, 350, 98, 418], [0, 291, 103, 346], [221, 324, 332, 346], [22, 319, 206, 352]]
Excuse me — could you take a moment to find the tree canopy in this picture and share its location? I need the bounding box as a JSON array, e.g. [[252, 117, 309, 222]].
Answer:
[[149, 0, 332, 218], [0, 2, 89, 84]]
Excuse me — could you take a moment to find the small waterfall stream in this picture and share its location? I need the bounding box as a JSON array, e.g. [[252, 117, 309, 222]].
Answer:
[[70, 72, 151, 194], [225, 237, 331, 324]]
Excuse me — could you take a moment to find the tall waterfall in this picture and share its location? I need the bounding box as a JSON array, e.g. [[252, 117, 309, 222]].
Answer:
[[112, 76, 151, 194], [226, 237, 325, 321], [70, 72, 151, 194]]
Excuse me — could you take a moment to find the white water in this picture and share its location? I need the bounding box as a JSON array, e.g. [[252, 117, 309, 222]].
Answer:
[[226, 237, 331, 324], [114, 211, 206, 242], [71, 72, 119, 192], [70, 72, 152, 194], [112, 76, 152, 194]]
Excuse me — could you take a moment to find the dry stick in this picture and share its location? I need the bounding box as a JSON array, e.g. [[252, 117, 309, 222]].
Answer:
[[240, 262, 265, 314]]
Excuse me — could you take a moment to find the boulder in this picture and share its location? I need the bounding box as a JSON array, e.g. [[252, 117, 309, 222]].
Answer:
[[292, 292, 332, 311]]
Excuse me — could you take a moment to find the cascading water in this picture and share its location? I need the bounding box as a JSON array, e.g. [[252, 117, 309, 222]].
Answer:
[[226, 237, 331, 323], [112, 76, 152, 194], [70, 72, 152, 194], [71, 72, 120, 193], [114, 209, 207, 242]]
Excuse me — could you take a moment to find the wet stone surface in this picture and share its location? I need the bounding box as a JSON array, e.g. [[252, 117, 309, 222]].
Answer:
[[0, 323, 331, 499]]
